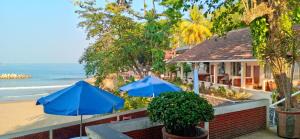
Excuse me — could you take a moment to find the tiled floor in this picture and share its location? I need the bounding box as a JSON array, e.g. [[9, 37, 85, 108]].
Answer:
[[235, 127, 283, 139]]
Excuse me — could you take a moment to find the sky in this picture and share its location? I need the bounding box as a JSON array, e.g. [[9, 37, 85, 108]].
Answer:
[[0, 0, 163, 64]]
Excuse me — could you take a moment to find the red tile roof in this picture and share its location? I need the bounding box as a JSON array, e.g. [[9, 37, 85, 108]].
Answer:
[[171, 28, 254, 62], [171, 25, 300, 62]]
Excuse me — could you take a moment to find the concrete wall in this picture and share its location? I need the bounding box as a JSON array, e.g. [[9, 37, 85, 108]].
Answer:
[[3, 99, 269, 139]]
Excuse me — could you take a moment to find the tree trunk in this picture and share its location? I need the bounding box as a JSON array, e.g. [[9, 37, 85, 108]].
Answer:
[[152, 0, 156, 13], [128, 53, 144, 78], [267, 0, 294, 110], [273, 73, 292, 110], [143, 0, 146, 16]]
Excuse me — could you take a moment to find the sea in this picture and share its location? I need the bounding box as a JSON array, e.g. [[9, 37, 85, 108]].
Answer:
[[0, 63, 86, 102]]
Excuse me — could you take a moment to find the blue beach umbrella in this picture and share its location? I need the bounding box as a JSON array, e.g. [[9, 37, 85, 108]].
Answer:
[[37, 80, 124, 138], [119, 76, 182, 97]]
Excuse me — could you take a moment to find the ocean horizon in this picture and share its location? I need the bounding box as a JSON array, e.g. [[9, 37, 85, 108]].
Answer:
[[0, 63, 86, 102]]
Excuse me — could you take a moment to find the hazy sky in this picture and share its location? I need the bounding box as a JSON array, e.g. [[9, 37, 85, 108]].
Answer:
[[0, 0, 162, 64]]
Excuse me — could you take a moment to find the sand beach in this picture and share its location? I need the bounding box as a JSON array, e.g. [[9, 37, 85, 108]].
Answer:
[[0, 100, 81, 135]]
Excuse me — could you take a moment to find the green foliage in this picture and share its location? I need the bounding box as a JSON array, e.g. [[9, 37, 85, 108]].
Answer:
[[116, 75, 126, 88], [166, 63, 177, 73], [211, 2, 245, 36], [127, 76, 135, 83], [147, 92, 214, 136], [250, 17, 268, 60], [77, 1, 172, 83], [183, 63, 191, 73], [271, 89, 280, 104], [293, 7, 300, 23], [216, 86, 227, 97], [122, 94, 150, 110], [151, 49, 166, 74], [112, 91, 150, 111], [177, 6, 212, 46], [144, 16, 171, 49], [159, 0, 184, 23]]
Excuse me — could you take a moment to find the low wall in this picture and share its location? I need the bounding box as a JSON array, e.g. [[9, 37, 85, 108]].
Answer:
[[1, 99, 269, 139], [121, 100, 268, 139], [6, 110, 147, 139], [209, 106, 266, 139]]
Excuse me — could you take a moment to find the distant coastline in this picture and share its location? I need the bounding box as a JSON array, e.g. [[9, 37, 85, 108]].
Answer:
[[0, 74, 32, 79], [0, 63, 85, 102]]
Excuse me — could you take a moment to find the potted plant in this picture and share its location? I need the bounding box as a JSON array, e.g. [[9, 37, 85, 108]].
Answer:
[[276, 88, 300, 138], [147, 92, 214, 139]]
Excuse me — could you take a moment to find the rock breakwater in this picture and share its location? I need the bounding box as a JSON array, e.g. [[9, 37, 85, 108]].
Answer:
[[0, 74, 32, 79]]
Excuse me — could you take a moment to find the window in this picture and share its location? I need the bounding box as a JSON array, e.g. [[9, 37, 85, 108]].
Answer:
[[218, 62, 225, 74], [264, 64, 272, 79], [231, 62, 241, 76], [294, 62, 300, 80], [199, 62, 209, 74]]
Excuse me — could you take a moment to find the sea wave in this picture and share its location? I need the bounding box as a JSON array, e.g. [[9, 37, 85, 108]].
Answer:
[[0, 85, 71, 90], [53, 77, 84, 81], [1, 93, 49, 98]]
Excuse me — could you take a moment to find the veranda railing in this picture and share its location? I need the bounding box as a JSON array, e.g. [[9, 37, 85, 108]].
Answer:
[[269, 90, 300, 126]]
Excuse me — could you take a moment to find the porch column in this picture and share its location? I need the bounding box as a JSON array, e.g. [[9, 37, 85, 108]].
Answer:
[[180, 63, 184, 80], [213, 63, 218, 84], [260, 65, 266, 91], [251, 65, 254, 85], [241, 62, 246, 88], [193, 63, 199, 94]]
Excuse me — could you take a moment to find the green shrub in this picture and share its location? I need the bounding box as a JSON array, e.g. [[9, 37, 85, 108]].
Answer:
[[217, 86, 227, 97], [122, 94, 150, 110], [187, 83, 193, 91], [126, 76, 135, 83], [207, 86, 252, 100], [116, 75, 125, 88], [112, 91, 150, 111], [147, 92, 214, 136]]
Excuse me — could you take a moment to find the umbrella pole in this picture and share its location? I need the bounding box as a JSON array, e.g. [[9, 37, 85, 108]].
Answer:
[[80, 115, 82, 138]]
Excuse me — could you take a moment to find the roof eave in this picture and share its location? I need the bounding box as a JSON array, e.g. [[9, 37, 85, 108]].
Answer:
[[174, 59, 258, 63]]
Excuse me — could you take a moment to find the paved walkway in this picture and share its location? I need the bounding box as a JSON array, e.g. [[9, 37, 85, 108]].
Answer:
[[235, 127, 283, 139]]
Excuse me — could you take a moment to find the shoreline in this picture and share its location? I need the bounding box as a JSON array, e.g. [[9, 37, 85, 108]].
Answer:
[[0, 99, 37, 104], [0, 97, 41, 104]]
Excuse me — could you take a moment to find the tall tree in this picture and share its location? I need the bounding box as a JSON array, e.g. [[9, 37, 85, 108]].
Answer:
[[171, 6, 212, 47], [76, 0, 172, 84], [241, 0, 300, 110], [179, 6, 212, 46], [160, 0, 300, 111]]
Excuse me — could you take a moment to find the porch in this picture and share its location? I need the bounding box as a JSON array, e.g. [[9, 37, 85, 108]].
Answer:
[[178, 60, 266, 92]]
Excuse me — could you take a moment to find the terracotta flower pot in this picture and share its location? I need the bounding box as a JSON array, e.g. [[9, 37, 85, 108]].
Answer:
[[162, 127, 208, 139], [276, 108, 300, 138]]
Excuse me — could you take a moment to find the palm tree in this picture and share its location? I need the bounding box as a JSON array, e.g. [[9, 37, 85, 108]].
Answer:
[[178, 6, 212, 46]]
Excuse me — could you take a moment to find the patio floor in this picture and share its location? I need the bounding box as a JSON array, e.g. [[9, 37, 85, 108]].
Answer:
[[235, 127, 283, 139]]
